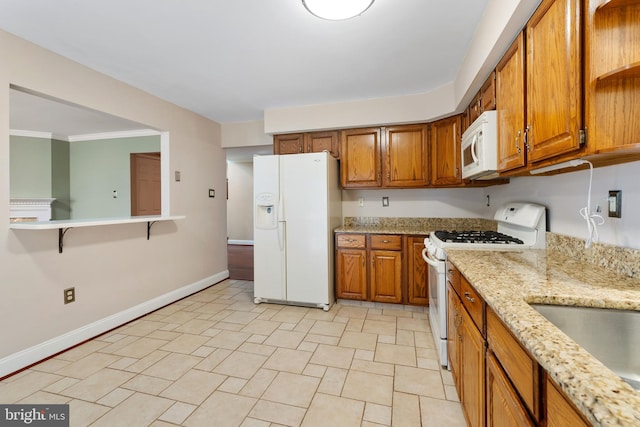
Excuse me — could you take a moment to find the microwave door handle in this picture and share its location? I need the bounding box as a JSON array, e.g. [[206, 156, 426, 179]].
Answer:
[[471, 134, 479, 164]]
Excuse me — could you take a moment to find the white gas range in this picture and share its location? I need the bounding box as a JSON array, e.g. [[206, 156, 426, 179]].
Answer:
[[422, 202, 547, 368]]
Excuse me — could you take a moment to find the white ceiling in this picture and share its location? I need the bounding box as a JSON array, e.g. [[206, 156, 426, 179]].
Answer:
[[0, 0, 489, 126]]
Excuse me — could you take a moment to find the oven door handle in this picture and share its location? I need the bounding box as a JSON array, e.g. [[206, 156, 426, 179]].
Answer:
[[421, 248, 440, 268]]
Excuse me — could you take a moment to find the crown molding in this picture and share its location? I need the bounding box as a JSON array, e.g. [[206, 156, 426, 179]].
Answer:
[[9, 129, 53, 139], [68, 129, 161, 142]]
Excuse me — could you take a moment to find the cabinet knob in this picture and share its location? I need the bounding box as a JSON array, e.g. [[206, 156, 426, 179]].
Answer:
[[464, 292, 475, 303]]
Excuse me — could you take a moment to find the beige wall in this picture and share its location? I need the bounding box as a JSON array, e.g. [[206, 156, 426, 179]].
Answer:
[[0, 30, 227, 375], [221, 120, 271, 148]]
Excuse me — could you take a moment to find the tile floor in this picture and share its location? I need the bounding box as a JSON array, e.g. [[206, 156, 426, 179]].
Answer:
[[0, 279, 466, 426]]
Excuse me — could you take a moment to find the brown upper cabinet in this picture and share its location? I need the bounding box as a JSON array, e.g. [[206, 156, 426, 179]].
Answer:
[[340, 124, 429, 189], [496, 32, 527, 172], [383, 124, 430, 188], [430, 115, 462, 186], [480, 71, 497, 113], [467, 72, 497, 128], [525, 0, 583, 163], [496, 0, 583, 173], [273, 133, 304, 155], [274, 130, 339, 158], [339, 127, 383, 188]]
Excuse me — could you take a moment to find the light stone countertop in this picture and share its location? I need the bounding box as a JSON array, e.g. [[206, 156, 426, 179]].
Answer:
[[446, 249, 640, 426], [335, 217, 497, 235]]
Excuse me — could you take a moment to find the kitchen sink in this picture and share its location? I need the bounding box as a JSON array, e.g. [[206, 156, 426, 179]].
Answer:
[[530, 304, 640, 391]]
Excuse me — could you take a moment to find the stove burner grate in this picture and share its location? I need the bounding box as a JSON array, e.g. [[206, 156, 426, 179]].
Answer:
[[434, 230, 524, 245]]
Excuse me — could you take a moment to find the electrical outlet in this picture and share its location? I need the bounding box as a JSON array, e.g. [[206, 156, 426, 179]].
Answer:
[[175, 171, 181, 182], [209, 189, 215, 198], [382, 196, 389, 207], [608, 190, 621, 218], [358, 197, 364, 207], [64, 287, 75, 304]]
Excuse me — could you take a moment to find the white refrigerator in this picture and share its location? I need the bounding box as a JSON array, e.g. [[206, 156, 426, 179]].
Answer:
[[253, 152, 342, 311]]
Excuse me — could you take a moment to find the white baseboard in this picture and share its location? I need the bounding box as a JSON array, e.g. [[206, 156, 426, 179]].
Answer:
[[227, 239, 253, 245], [0, 270, 229, 378]]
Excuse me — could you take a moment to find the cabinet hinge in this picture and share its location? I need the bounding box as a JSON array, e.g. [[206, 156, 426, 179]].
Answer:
[[579, 129, 587, 146]]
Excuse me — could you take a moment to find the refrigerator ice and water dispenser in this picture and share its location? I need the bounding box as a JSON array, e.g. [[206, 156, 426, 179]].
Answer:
[[255, 193, 277, 229]]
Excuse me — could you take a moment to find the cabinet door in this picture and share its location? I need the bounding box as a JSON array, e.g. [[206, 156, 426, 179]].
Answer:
[[486, 351, 535, 427], [274, 133, 304, 155], [526, 0, 582, 163], [496, 32, 527, 172], [340, 128, 382, 188], [383, 124, 430, 187], [460, 308, 486, 427], [305, 131, 339, 158], [480, 71, 496, 112], [469, 92, 482, 124], [430, 115, 462, 186], [447, 283, 462, 394], [546, 376, 590, 427], [370, 250, 402, 304], [407, 236, 429, 305], [461, 105, 471, 135], [336, 248, 367, 300]]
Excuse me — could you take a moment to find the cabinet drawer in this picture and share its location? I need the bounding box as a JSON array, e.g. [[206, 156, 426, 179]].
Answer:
[[370, 234, 402, 250], [460, 276, 485, 334], [446, 261, 461, 296], [487, 307, 541, 421], [336, 234, 366, 248]]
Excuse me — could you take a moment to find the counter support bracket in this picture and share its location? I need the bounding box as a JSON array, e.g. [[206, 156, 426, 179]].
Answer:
[[58, 228, 70, 254], [147, 221, 157, 240]]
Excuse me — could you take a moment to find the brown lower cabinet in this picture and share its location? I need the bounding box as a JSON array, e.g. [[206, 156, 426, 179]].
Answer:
[[486, 351, 535, 427], [449, 270, 486, 427], [335, 233, 428, 305], [447, 261, 592, 427], [545, 375, 590, 427], [460, 305, 486, 427]]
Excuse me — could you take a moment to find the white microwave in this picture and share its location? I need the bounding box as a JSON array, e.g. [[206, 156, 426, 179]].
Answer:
[[461, 110, 498, 180]]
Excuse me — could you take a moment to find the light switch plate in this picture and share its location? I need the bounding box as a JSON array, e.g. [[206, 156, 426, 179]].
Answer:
[[382, 196, 389, 207], [209, 189, 215, 198]]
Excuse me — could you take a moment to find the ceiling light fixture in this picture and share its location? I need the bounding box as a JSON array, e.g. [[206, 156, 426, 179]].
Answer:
[[302, 0, 375, 20]]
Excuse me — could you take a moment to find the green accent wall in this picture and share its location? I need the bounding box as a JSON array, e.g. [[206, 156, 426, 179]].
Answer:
[[69, 135, 160, 219], [51, 139, 71, 220], [10, 134, 160, 220], [9, 135, 52, 197]]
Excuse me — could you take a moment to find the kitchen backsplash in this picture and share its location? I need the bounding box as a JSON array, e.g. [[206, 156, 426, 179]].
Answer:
[[342, 216, 497, 231], [547, 233, 640, 278]]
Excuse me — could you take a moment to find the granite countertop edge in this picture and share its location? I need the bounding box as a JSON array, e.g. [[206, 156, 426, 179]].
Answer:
[[446, 249, 640, 427], [334, 225, 432, 235]]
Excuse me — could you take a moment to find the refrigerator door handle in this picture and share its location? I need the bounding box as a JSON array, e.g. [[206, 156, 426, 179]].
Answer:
[[278, 194, 284, 222], [278, 220, 285, 251]]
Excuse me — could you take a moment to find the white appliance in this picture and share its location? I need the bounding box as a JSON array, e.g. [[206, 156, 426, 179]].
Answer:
[[461, 110, 498, 180], [421, 202, 547, 368], [253, 152, 342, 311]]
